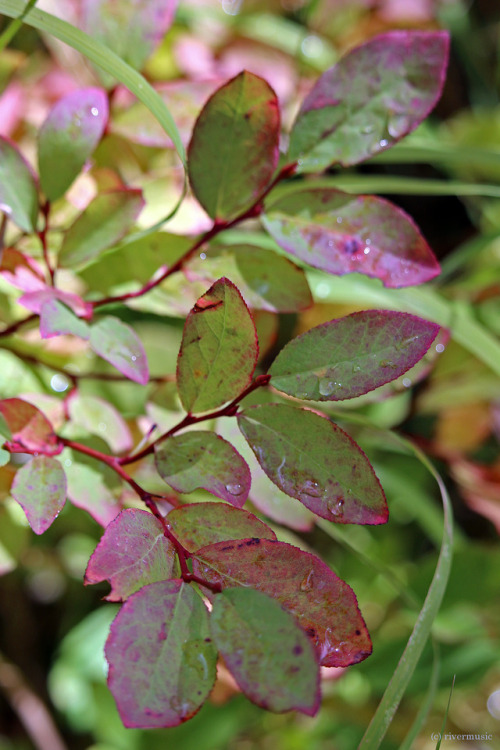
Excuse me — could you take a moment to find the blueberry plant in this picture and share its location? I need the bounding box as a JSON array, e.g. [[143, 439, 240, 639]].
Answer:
[[0, 0, 450, 735]]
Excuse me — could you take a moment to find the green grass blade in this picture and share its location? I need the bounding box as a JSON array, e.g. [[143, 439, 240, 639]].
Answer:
[[0, 0, 38, 51], [435, 675, 456, 750], [358, 443, 453, 750], [0, 0, 186, 165], [400, 640, 441, 750], [370, 140, 500, 171]]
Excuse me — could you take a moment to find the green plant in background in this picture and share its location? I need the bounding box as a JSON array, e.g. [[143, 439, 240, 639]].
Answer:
[[0, 2, 499, 749]]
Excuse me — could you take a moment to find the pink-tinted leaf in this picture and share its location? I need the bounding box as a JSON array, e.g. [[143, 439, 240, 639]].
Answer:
[[188, 71, 280, 221], [90, 316, 149, 385], [38, 88, 108, 201], [17, 288, 92, 317], [0, 136, 39, 232], [81, 0, 178, 82], [176, 278, 258, 413], [39, 299, 91, 340], [193, 539, 371, 667], [85, 509, 175, 601], [59, 189, 145, 269], [0, 398, 61, 455], [238, 403, 387, 525], [0, 248, 45, 292], [65, 457, 121, 527], [262, 188, 440, 288], [211, 588, 320, 715], [166, 502, 276, 553], [155, 431, 250, 507], [105, 580, 217, 728], [289, 31, 450, 170], [67, 393, 133, 453], [11, 456, 66, 534], [186, 244, 313, 313], [269, 310, 440, 402]]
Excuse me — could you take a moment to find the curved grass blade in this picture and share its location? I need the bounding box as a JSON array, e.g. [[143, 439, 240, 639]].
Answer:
[[0, 0, 38, 52]]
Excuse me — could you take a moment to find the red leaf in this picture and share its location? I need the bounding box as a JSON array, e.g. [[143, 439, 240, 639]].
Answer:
[[0, 398, 61, 455]]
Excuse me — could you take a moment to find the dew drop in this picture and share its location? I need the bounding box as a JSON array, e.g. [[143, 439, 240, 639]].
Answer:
[[300, 569, 314, 592], [300, 479, 322, 498], [225, 483, 243, 496], [379, 138, 389, 148], [435, 343, 445, 353], [319, 378, 341, 396], [326, 496, 344, 517], [402, 378, 412, 388], [199, 252, 207, 260], [131, 355, 137, 361], [363, 246, 370, 255], [336, 216, 343, 224], [98, 422, 107, 431], [352, 364, 361, 373], [361, 124, 374, 135], [91, 107, 99, 116]]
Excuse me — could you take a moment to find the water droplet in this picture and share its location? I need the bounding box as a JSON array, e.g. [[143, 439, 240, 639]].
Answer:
[[225, 483, 243, 496], [319, 378, 341, 396], [199, 252, 206, 260], [336, 216, 343, 224], [365, 238, 371, 246], [363, 246, 370, 255], [352, 364, 361, 373], [379, 139, 389, 148], [301, 34, 323, 59], [387, 115, 410, 138], [316, 282, 329, 299], [301, 479, 322, 498], [402, 378, 412, 388], [91, 107, 99, 116], [300, 569, 314, 592], [50, 373, 69, 392], [98, 422, 107, 431], [435, 343, 445, 353], [379, 359, 396, 369], [361, 124, 374, 135], [327, 239, 334, 247], [64, 459, 72, 468], [131, 355, 137, 361], [326, 496, 344, 517]]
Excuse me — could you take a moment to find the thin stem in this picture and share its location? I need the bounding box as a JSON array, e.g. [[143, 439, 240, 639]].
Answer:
[[38, 200, 55, 286], [0, 313, 37, 339]]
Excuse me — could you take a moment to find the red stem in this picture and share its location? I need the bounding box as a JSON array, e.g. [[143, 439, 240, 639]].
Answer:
[[0, 314, 37, 339], [39, 201, 55, 286]]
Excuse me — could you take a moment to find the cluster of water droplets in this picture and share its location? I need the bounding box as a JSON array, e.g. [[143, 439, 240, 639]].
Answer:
[[298, 479, 345, 518]]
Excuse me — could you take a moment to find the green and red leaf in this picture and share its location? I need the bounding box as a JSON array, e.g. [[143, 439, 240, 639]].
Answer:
[[0, 398, 61, 455], [89, 316, 149, 385], [11, 456, 67, 534]]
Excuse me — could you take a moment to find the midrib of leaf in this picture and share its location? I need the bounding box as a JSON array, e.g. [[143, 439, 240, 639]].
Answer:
[[104, 532, 167, 579]]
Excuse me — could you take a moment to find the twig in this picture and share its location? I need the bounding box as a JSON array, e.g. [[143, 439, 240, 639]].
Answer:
[[0, 313, 37, 339]]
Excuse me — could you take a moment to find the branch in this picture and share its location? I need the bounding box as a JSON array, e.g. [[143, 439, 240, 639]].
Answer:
[[0, 313, 37, 339]]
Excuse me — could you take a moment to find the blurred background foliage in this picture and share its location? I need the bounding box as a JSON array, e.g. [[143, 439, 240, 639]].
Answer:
[[0, 0, 500, 748]]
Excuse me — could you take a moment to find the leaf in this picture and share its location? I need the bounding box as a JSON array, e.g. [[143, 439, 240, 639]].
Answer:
[[211, 588, 320, 715], [58, 189, 145, 269], [166, 502, 276, 553], [193, 538, 372, 667], [0, 413, 12, 442], [155, 431, 250, 507], [0, 398, 61, 455], [188, 71, 280, 221], [67, 393, 133, 453], [238, 403, 387, 525], [11, 456, 66, 535], [105, 580, 217, 728], [90, 316, 149, 385], [39, 299, 91, 340], [269, 310, 441, 402], [261, 188, 440, 288], [85, 509, 176, 601], [288, 30, 450, 171], [0, 248, 46, 292], [176, 278, 258, 413], [17, 288, 92, 317], [81, 0, 178, 83], [186, 244, 313, 313], [0, 136, 38, 232], [38, 87, 108, 201], [65, 457, 121, 527]]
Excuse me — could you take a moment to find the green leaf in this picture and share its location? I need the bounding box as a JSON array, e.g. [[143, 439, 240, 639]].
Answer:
[[238, 403, 387, 525], [269, 310, 440, 401], [38, 87, 108, 201], [0, 136, 38, 232], [188, 71, 280, 221], [65, 454, 121, 527], [59, 189, 145, 269], [211, 588, 320, 715], [39, 299, 91, 340], [0, 448, 10, 467], [166, 502, 277, 553], [85, 509, 176, 601], [289, 30, 450, 171], [155, 431, 251, 506], [105, 580, 217, 728], [11, 456, 67, 535], [261, 188, 439, 288], [0, 412, 12, 442], [89, 316, 149, 385], [176, 278, 258, 413], [67, 393, 133, 453]]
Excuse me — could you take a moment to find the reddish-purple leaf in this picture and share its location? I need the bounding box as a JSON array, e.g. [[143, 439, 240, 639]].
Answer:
[[0, 136, 39, 232], [38, 88, 108, 201], [0, 248, 45, 293], [238, 404, 387, 525], [288, 31, 450, 170], [0, 398, 61, 455], [18, 288, 92, 317], [105, 580, 217, 728], [39, 299, 91, 340], [85, 509, 175, 601], [262, 188, 440, 288], [269, 310, 441, 402], [89, 316, 149, 385], [176, 278, 258, 413], [193, 539, 372, 667], [166, 502, 276, 553], [155, 431, 250, 507], [11, 456, 66, 534], [211, 588, 320, 715], [188, 71, 280, 221]]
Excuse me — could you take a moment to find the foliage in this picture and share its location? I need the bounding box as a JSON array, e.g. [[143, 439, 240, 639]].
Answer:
[[0, 1, 500, 749]]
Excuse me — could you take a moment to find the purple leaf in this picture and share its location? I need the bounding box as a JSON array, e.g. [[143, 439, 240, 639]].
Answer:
[[238, 403, 387, 525], [39, 299, 91, 340], [11, 456, 66, 534], [262, 188, 440, 288], [269, 310, 441, 401], [155, 431, 250, 506], [289, 31, 450, 170], [85, 509, 175, 601], [0, 398, 61, 455], [67, 393, 133, 453], [176, 278, 258, 413], [38, 88, 108, 201], [211, 588, 320, 715], [0, 136, 39, 232], [193, 539, 372, 667], [17, 288, 92, 317], [188, 71, 280, 221], [105, 580, 217, 728], [166, 502, 276, 553], [90, 316, 149, 385], [0, 248, 46, 293]]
